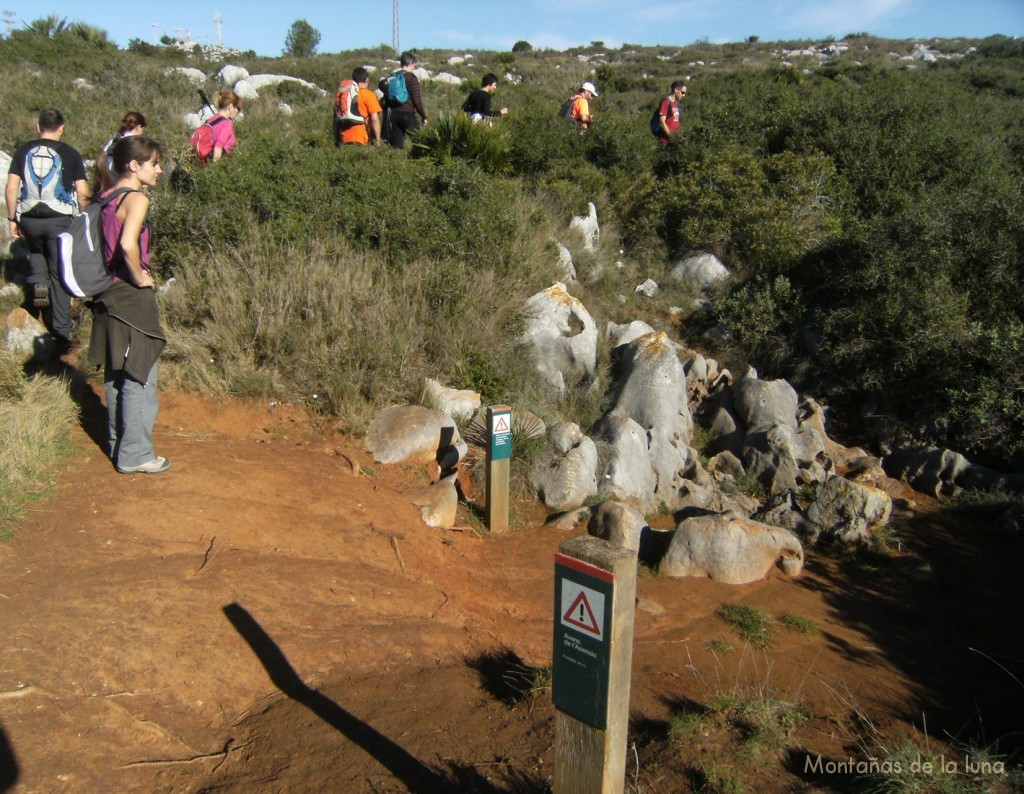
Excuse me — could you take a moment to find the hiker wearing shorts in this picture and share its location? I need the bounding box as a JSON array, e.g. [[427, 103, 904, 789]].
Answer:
[[5, 108, 90, 347], [338, 67, 383, 146], [381, 51, 428, 149], [462, 73, 508, 124]]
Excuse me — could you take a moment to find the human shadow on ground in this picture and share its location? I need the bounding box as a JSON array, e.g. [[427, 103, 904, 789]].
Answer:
[[23, 340, 109, 455], [223, 603, 547, 793], [0, 722, 19, 791]]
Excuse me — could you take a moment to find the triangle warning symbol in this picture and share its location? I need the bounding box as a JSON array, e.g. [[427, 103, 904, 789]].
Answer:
[[563, 590, 601, 636], [495, 416, 510, 433]]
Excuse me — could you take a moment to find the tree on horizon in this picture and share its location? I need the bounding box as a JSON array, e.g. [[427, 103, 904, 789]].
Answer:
[[284, 19, 320, 57]]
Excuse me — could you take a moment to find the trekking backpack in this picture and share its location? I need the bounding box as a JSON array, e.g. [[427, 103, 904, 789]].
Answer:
[[382, 70, 409, 107], [649, 109, 663, 138], [56, 188, 137, 299], [335, 79, 364, 126], [188, 115, 227, 164], [650, 96, 677, 138], [20, 144, 77, 215], [558, 95, 578, 121]]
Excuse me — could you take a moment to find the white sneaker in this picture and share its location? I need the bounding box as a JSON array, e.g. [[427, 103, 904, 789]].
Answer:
[[118, 456, 171, 474]]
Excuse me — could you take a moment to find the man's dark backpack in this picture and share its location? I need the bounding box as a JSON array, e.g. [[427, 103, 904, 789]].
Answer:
[[57, 188, 138, 299], [650, 96, 678, 138], [558, 95, 577, 120]]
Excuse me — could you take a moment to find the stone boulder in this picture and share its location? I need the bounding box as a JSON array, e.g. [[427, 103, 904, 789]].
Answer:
[[520, 282, 598, 396], [586, 501, 649, 553], [411, 478, 458, 528], [423, 378, 480, 421], [732, 368, 798, 432], [883, 446, 1024, 497], [606, 332, 693, 509], [805, 476, 892, 544], [234, 74, 325, 100], [590, 413, 656, 504], [529, 431, 599, 511], [569, 202, 600, 251], [607, 320, 655, 351], [660, 513, 804, 584], [218, 64, 250, 85], [365, 405, 467, 470], [669, 252, 729, 290], [5, 308, 53, 360], [166, 67, 207, 86]]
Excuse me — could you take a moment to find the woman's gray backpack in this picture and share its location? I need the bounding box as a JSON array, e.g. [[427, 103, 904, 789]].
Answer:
[[57, 188, 137, 298]]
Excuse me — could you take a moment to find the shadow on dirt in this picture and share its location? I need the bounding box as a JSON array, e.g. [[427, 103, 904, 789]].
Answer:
[[467, 648, 552, 707], [224, 604, 549, 793], [0, 723, 18, 792], [801, 510, 1024, 763]]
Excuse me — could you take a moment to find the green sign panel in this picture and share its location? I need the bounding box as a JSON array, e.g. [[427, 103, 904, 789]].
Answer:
[[552, 553, 615, 729], [488, 407, 512, 461]]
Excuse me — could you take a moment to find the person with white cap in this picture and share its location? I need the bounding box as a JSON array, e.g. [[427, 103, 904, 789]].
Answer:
[[559, 81, 599, 131]]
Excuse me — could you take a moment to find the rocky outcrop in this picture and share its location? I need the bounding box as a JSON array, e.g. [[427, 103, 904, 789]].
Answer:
[[660, 513, 804, 584], [365, 405, 467, 470], [520, 282, 598, 396]]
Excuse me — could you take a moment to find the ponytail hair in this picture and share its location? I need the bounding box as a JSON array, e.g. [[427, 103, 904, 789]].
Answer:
[[118, 111, 148, 135], [216, 90, 242, 110]]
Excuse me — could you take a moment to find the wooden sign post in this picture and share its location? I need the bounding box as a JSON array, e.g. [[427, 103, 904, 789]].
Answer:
[[485, 405, 512, 534], [552, 535, 637, 793]]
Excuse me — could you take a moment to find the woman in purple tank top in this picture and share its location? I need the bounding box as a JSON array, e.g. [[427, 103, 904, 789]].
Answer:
[[87, 136, 171, 475]]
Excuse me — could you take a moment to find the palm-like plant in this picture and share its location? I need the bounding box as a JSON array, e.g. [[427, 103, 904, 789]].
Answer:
[[410, 112, 512, 176], [24, 15, 68, 38]]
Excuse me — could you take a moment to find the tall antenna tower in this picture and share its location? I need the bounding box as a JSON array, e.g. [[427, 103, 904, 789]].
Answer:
[[150, 22, 158, 44], [3, 10, 17, 37], [392, 0, 399, 52], [213, 11, 222, 47]]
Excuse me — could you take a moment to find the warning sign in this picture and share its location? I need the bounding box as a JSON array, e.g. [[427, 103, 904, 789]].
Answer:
[[552, 553, 615, 729], [560, 583, 604, 639], [489, 406, 512, 461]]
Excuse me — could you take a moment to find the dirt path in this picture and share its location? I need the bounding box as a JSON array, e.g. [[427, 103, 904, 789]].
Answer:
[[1, 381, 1022, 792]]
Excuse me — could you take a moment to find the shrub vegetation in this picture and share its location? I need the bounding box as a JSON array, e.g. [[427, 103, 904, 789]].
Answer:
[[1, 26, 1021, 470]]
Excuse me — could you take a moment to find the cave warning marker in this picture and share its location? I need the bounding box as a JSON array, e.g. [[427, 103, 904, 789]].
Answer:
[[561, 586, 603, 638]]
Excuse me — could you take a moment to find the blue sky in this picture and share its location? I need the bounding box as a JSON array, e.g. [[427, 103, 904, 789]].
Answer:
[[2, 1, 1021, 56]]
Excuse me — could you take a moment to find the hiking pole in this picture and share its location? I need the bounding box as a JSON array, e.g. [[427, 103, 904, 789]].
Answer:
[[197, 88, 216, 117]]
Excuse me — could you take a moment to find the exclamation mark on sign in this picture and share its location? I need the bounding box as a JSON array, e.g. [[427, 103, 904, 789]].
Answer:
[[579, 604, 585, 621]]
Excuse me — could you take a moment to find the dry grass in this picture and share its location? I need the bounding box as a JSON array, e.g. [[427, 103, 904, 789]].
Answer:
[[0, 360, 79, 536]]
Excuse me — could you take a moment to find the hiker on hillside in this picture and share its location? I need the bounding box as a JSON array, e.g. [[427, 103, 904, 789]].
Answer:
[[89, 135, 170, 475], [654, 81, 687, 142], [95, 111, 148, 192], [380, 51, 428, 149], [336, 67, 382, 146], [5, 108, 90, 347], [462, 73, 508, 124], [208, 90, 243, 161], [561, 81, 598, 131]]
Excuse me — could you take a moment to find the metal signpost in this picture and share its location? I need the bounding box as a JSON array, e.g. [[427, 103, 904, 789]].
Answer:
[[486, 405, 512, 533], [552, 535, 637, 793]]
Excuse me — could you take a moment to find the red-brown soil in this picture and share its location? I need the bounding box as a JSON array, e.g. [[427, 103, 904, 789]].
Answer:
[[1, 370, 1022, 792]]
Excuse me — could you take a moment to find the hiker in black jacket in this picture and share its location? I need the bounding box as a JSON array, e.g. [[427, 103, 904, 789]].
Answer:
[[462, 73, 508, 124]]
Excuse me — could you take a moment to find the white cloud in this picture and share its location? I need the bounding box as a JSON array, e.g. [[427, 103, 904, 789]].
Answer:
[[783, 0, 913, 36]]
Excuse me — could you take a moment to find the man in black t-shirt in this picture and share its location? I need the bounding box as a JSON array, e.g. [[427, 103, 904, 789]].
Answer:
[[462, 73, 509, 124], [5, 108, 90, 345]]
